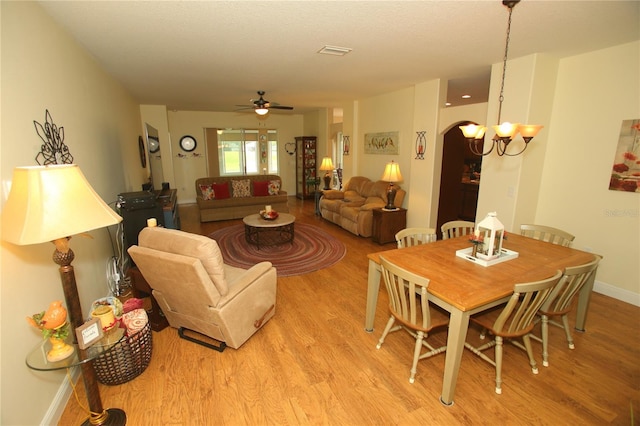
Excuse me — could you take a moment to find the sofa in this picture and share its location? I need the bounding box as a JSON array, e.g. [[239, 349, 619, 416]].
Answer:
[[319, 176, 406, 237], [196, 174, 289, 222]]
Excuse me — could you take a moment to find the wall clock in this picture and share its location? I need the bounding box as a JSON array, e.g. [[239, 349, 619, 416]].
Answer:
[[180, 135, 197, 152]]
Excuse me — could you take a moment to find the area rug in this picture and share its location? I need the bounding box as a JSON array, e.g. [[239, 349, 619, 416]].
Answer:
[[209, 223, 346, 277]]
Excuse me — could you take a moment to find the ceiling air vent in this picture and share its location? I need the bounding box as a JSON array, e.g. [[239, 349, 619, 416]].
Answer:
[[317, 45, 353, 56]]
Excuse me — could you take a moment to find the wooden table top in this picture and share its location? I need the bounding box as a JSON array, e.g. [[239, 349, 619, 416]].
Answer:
[[368, 234, 596, 312], [242, 212, 295, 228]]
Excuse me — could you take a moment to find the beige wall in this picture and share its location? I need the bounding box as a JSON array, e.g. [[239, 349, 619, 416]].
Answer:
[[1, 2, 142, 424], [536, 41, 640, 300], [354, 86, 416, 207], [163, 110, 304, 202]]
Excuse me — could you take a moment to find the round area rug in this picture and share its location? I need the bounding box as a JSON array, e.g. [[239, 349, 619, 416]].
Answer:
[[209, 223, 346, 277]]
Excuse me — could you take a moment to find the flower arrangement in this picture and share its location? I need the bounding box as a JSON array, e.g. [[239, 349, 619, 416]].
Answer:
[[469, 230, 484, 257], [469, 230, 484, 244]]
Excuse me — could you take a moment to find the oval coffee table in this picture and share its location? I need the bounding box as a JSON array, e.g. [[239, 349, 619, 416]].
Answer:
[[243, 213, 296, 249]]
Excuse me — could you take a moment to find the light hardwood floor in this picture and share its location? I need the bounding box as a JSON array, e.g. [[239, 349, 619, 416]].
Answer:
[[60, 197, 640, 425]]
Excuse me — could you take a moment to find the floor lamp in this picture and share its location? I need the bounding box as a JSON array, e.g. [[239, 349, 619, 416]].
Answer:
[[1, 165, 126, 426]]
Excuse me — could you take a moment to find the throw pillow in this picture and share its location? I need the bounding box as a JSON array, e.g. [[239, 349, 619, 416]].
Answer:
[[253, 180, 270, 196], [268, 180, 281, 195], [199, 183, 215, 200], [212, 182, 230, 199], [232, 179, 251, 197]]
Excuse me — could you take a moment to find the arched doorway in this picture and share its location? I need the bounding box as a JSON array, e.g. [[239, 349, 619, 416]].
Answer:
[[435, 121, 484, 238]]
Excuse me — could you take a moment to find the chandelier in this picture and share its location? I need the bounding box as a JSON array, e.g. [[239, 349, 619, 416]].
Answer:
[[460, 0, 543, 157]]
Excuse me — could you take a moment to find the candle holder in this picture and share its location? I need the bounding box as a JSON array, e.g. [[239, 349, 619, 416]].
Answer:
[[415, 131, 426, 160]]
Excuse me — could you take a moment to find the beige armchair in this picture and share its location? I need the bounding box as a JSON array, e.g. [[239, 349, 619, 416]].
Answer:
[[128, 227, 277, 351]]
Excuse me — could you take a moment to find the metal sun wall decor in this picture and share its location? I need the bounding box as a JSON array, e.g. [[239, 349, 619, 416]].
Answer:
[[415, 131, 426, 160], [364, 131, 399, 155], [34, 110, 74, 165], [609, 118, 640, 193]]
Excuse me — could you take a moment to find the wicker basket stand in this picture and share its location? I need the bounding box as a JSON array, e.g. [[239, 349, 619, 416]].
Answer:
[[93, 321, 153, 385]]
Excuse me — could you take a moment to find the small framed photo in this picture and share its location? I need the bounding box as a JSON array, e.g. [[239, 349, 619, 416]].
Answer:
[[75, 318, 104, 350]]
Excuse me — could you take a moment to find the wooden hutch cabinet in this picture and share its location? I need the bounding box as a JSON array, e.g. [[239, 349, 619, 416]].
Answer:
[[295, 136, 317, 199]]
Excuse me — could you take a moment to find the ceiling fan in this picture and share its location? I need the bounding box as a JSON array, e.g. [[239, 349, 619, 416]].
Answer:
[[236, 91, 294, 115]]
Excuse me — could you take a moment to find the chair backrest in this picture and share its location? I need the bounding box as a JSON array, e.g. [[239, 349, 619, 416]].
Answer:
[[379, 255, 435, 332], [441, 220, 475, 240], [541, 256, 602, 315], [492, 270, 563, 336], [520, 224, 575, 247], [395, 227, 437, 249]]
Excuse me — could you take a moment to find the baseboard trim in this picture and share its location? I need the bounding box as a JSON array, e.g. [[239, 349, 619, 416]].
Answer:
[[41, 367, 80, 426], [593, 279, 640, 307]]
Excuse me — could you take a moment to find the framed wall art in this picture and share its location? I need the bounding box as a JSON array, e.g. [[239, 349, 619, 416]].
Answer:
[[609, 118, 640, 193], [364, 131, 399, 155]]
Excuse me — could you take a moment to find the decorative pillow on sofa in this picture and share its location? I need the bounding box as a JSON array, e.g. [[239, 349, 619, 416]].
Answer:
[[199, 183, 215, 200], [212, 182, 230, 199], [253, 180, 270, 196], [232, 179, 251, 197], [268, 180, 281, 195]]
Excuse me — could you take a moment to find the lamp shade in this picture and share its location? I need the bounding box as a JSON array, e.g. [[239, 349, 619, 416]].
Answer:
[[1, 164, 122, 245], [381, 161, 403, 183], [319, 157, 334, 171], [255, 108, 269, 116]]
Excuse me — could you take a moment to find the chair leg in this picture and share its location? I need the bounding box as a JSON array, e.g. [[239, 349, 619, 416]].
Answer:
[[522, 334, 539, 375], [376, 316, 396, 349], [494, 336, 503, 395], [561, 314, 575, 349], [409, 331, 425, 384], [541, 314, 550, 367]]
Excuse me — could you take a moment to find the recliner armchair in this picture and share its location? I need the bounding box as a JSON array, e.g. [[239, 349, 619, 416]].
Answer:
[[127, 227, 277, 351]]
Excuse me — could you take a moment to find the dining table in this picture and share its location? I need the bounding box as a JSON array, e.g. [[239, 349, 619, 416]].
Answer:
[[365, 233, 598, 406]]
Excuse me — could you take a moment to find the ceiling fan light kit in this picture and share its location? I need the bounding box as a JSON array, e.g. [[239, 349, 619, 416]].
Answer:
[[459, 0, 543, 157], [236, 91, 294, 115]]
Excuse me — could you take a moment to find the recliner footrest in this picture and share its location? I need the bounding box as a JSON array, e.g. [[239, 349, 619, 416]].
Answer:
[[178, 327, 227, 352]]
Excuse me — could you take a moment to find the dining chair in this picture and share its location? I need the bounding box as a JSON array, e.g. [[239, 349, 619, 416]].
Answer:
[[395, 227, 437, 249], [529, 256, 602, 367], [519, 224, 575, 247], [441, 220, 475, 240], [376, 255, 448, 384], [464, 270, 562, 394]]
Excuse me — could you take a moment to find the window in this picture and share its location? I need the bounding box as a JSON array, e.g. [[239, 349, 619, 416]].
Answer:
[[216, 129, 279, 176]]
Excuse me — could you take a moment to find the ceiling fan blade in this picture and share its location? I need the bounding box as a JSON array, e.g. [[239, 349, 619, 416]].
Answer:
[[270, 105, 294, 110]]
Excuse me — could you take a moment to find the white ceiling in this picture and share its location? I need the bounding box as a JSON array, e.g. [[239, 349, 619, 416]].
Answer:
[[38, 1, 639, 114]]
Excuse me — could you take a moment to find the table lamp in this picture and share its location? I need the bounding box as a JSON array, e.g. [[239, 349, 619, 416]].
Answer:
[[381, 160, 403, 210], [319, 157, 334, 190], [1, 164, 126, 426]]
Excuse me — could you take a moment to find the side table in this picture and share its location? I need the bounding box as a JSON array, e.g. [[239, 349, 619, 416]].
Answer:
[[127, 267, 169, 331], [372, 207, 407, 245], [26, 328, 127, 425]]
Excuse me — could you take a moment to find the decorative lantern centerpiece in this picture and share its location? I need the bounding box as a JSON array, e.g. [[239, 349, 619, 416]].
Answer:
[[475, 212, 505, 261]]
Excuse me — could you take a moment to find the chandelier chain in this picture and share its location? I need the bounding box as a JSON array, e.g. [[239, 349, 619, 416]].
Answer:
[[497, 4, 514, 124]]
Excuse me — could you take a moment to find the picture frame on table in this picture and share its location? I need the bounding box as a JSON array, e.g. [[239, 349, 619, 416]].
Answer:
[[75, 317, 104, 350]]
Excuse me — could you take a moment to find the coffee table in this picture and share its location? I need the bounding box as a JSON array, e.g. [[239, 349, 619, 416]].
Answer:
[[243, 212, 295, 249]]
